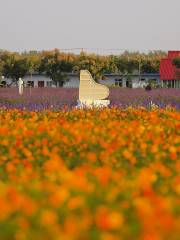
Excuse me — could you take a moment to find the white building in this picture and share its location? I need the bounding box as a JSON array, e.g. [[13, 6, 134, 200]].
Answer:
[[1, 73, 160, 88]]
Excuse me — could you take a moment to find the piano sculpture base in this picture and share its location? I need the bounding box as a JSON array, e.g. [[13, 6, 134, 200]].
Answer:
[[77, 100, 110, 108], [78, 70, 110, 108]]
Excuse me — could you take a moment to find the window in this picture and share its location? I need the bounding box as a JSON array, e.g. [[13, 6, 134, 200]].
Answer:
[[0, 81, 6, 87], [126, 80, 132, 88], [115, 79, 122, 87], [46, 81, 53, 87], [27, 81, 34, 87], [38, 81, 44, 87]]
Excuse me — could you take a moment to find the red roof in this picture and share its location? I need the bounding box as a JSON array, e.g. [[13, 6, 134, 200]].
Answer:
[[160, 51, 180, 80], [168, 51, 180, 59]]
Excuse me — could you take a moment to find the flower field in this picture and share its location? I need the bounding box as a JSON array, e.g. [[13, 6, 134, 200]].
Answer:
[[0, 107, 180, 240], [0, 88, 180, 110]]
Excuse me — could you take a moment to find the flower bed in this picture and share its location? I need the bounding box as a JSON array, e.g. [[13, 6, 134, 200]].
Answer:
[[0, 88, 180, 110], [0, 108, 179, 239]]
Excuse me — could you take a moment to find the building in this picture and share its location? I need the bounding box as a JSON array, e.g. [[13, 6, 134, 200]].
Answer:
[[1, 72, 160, 89], [160, 51, 180, 88], [3, 51, 180, 89]]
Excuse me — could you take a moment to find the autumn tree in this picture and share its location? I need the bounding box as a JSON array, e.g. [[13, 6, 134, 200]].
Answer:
[[22, 51, 41, 76]]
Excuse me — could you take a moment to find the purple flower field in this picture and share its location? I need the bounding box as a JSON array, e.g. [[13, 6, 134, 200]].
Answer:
[[0, 87, 180, 110]]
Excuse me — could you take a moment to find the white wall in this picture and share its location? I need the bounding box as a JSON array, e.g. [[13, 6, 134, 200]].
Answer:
[[64, 76, 79, 88], [2, 74, 161, 88], [24, 75, 49, 87]]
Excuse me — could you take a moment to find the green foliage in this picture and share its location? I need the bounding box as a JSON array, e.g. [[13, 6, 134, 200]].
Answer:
[[1, 52, 29, 83], [0, 49, 166, 83], [113, 56, 138, 74], [0, 60, 3, 76], [172, 57, 180, 68], [26, 54, 41, 75], [73, 52, 109, 81], [39, 49, 73, 86]]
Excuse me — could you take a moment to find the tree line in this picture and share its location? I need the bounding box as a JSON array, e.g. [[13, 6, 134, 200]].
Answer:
[[0, 49, 167, 86]]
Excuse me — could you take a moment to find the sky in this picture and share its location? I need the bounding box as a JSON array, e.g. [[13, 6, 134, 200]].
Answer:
[[0, 0, 180, 53]]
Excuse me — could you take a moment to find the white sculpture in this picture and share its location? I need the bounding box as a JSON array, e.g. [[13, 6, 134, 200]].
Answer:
[[78, 70, 110, 108], [18, 78, 24, 95]]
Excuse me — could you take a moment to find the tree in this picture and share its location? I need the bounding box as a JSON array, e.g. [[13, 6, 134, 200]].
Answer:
[[23, 52, 41, 76], [39, 49, 73, 87], [1, 53, 29, 84], [0, 59, 3, 76], [172, 57, 180, 68], [106, 56, 118, 74], [0, 49, 165, 84], [73, 52, 109, 82]]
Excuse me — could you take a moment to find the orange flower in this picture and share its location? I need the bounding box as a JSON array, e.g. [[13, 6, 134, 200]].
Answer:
[[41, 210, 58, 225], [44, 155, 63, 172], [95, 206, 123, 231], [68, 196, 84, 210], [0, 108, 179, 239], [6, 162, 15, 173], [123, 149, 136, 164], [87, 152, 97, 163]]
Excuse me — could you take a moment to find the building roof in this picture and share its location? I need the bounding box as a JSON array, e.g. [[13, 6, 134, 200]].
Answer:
[[160, 51, 180, 80], [168, 51, 180, 59]]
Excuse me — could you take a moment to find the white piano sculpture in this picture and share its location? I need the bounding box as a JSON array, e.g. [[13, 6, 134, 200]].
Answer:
[[77, 70, 110, 108]]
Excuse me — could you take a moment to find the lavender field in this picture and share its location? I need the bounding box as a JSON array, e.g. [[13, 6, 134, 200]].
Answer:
[[0, 87, 180, 110]]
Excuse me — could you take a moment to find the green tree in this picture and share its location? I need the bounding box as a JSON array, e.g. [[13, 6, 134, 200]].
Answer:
[[24, 52, 41, 76], [0, 49, 166, 84], [39, 49, 73, 87], [172, 57, 180, 68], [0, 59, 3, 76], [1, 53, 29, 84], [73, 52, 109, 81]]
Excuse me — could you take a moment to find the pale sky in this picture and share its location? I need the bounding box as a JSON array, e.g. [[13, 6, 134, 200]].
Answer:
[[0, 0, 180, 53]]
